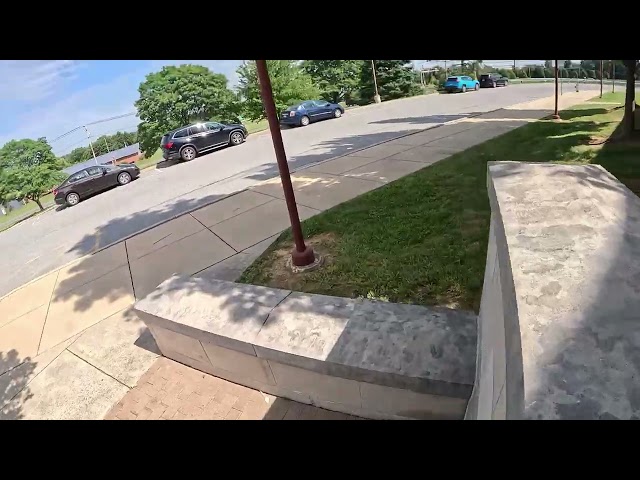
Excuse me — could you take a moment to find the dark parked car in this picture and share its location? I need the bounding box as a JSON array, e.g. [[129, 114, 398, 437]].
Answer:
[[480, 73, 509, 88], [54, 164, 140, 207], [161, 121, 248, 162], [280, 100, 344, 127]]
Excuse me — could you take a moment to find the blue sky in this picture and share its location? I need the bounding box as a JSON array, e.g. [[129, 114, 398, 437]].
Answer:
[[0, 60, 547, 155]]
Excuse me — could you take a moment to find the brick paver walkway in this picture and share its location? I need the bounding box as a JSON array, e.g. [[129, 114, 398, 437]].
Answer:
[[104, 357, 364, 420]]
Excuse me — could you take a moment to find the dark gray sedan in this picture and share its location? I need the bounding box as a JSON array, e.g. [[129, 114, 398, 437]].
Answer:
[[54, 164, 140, 207]]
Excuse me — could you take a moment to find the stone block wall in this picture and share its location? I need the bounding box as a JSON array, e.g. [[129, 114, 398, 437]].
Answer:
[[466, 162, 640, 420]]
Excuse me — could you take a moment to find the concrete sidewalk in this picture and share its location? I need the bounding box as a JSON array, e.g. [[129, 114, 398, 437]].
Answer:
[[0, 90, 597, 419]]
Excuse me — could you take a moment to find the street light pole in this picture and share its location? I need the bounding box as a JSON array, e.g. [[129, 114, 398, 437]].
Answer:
[[552, 60, 560, 120], [371, 60, 381, 103], [255, 60, 316, 267], [83, 125, 98, 164], [612, 61, 616, 93], [600, 60, 604, 98]]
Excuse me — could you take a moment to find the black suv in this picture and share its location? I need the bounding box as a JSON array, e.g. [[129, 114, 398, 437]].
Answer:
[[480, 73, 509, 88], [161, 121, 248, 162]]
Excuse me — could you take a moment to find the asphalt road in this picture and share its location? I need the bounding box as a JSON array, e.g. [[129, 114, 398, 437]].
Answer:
[[0, 83, 600, 297]]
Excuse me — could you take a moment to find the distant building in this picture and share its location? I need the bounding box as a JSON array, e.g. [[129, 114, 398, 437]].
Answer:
[[63, 143, 141, 175]]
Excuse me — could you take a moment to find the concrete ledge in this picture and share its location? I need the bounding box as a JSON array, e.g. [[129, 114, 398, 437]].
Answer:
[[135, 276, 477, 420], [466, 162, 640, 420]]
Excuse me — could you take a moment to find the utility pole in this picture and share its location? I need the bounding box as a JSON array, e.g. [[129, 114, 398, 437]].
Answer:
[[600, 60, 604, 98], [371, 60, 381, 103], [103, 138, 110, 153], [83, 125, 98, 164], [513, 60, 516, 71], [612, 61, 616, 93], [552, 60, 560, 120], [255, 60, 316, 268]]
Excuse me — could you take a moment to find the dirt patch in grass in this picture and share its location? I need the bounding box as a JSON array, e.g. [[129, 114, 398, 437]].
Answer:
[[248, 233, 340, 292]]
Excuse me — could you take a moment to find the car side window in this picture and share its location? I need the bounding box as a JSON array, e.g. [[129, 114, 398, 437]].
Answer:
[[69, 171, 89, 183], [205, 122, 222, 131], [302, 101, 316, 109], [87, 166, 102, 176], [188, 124, 205, 136], [313, 100, 329, 107], [173, 129, 188, 139]]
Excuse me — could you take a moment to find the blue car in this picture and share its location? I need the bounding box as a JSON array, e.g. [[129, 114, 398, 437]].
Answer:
[[280, 100, 345, 127], [444, 75, 479, 93]]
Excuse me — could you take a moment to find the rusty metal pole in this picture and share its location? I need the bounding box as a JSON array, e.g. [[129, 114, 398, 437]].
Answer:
[[600, 60, 604, 98], [255, 60, 315, 267], [552, 60, 560, 120]]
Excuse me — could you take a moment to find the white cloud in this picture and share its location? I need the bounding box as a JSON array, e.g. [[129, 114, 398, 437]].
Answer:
[[0, 60, 247, 154], [0, 60, 80, 102]]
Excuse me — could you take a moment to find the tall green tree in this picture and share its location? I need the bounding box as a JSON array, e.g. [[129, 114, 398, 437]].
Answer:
[[135, 65, 238, 154], [360, 60, 420, 102], [301, 60, 364, 104], [0, 138, 66, 210], [237, 60, 321, 121]]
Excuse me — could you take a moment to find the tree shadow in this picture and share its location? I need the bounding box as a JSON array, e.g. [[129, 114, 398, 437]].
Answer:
[[369, 113, 482, 126], [49, 104, 614, 319], [0, 350, 37, 420]]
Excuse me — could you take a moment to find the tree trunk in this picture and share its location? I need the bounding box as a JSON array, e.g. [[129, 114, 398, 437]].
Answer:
[[622, 60, 636, 137], [34, 198, 44, 211]]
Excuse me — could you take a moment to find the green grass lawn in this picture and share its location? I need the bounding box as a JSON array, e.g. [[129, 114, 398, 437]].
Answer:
[[240, 92, 639, 312], [0, 193, 54, 232]]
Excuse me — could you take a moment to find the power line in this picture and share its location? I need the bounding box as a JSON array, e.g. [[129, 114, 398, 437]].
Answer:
[[49, 112, 137, 145]]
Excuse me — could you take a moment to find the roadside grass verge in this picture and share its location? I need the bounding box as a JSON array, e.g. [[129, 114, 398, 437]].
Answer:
[[240, 92, 639, 312], [0, 193, 55, 232]]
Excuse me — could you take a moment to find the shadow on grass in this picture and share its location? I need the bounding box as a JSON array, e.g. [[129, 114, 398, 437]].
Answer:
[[0, 350, 37, 420], [46, 104, 624, 319], [241, 103, 630, 312]]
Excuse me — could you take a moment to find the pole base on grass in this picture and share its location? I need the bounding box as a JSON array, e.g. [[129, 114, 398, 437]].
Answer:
[[374, 95, 382, 104], [291, 246, 316, 267], [552, 114, 561, 120]]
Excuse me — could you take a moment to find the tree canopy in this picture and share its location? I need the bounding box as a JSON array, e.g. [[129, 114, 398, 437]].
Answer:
[[359, 60, 421, 102], [237, 60, 321, 121], [135, 64, 238, 154], [302, 60, 364, 104], [0, 138, 66, 210]]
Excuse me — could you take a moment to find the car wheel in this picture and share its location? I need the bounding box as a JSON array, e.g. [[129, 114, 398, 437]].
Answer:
[[300, 115, 310, 127], [475, 83, 479, 91], [180, 146, 196, 161], [229, 131, 245, 146], [333, 109, 342, 118], [462, 85, 467, 93], [492, 82, 497, 88], [66, 192, 80, 206], [117, 172, 132, 185]]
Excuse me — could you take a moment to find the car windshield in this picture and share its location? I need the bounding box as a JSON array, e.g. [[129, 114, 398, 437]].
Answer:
[[447, 77, 458, 82]]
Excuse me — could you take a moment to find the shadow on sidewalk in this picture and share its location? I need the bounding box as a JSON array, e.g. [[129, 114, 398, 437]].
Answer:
[[49, 104, 614, 326], [369, 113, 482, 125], [0, 350, 36, 420]]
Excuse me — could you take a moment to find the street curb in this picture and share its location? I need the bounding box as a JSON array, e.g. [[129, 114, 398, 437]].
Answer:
[[0, 90, 591, 303]]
